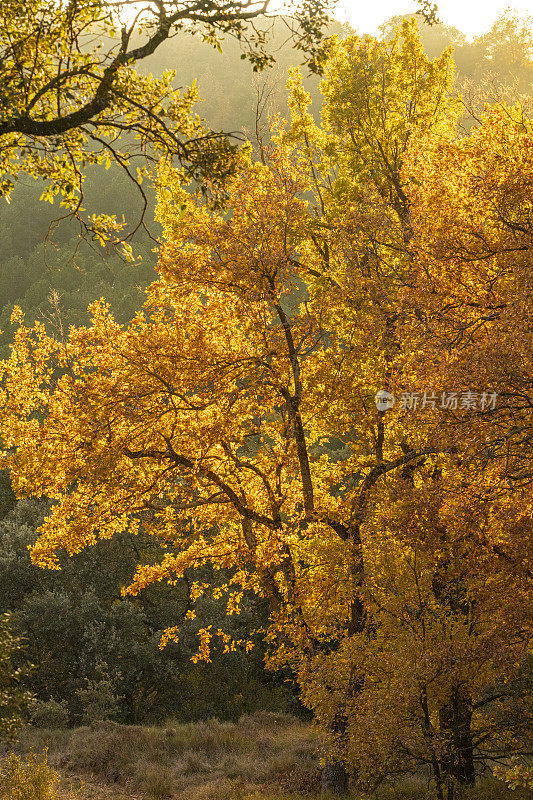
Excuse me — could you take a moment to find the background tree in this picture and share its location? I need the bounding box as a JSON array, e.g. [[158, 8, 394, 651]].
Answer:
[[0, 0, 333, 246], [0, 612, 33, 739]]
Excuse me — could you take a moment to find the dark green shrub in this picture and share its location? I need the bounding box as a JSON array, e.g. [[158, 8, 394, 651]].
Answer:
[[0, 613, 33, 739], [30, 700, 69, 729], [75, 663, 123, 726]]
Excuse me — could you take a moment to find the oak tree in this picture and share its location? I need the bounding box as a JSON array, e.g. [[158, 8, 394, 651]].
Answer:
[[0, 20, 531, 798]]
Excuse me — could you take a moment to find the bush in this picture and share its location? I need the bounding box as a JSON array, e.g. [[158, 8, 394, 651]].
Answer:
[[75, 662, 123, 726], [0, 613, 34, 739], [30, 700, 69, 729], [137, 763, 174, 798], [0, 750, 59, 800]]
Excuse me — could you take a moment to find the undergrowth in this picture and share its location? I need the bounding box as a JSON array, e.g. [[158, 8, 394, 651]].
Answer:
[[0, 714, 526, 800]]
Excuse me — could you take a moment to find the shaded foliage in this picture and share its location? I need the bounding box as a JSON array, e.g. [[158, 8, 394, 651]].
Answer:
[[0, 500, 297, 725]]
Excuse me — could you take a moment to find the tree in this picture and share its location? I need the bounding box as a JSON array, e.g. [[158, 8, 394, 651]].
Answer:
[[283, 24, 532, 795], [379, 9, 533, 94], [461, 9, 533, 93], [0, 20, 531, 798], [0, 612, 33, 739], [0, 0, 332, 247], [379, 13, 466, 59]]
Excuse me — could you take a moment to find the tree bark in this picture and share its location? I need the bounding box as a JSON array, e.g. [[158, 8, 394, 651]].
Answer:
[[439, 686, 476, 799], [321, 756, 349, 795], [320, 712, 351, 795]]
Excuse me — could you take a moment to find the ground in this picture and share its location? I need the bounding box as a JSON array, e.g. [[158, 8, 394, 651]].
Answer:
[[2, 713, 530, 799]]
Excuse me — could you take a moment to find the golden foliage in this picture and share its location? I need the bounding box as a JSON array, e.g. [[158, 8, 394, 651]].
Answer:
[[0, 19, 531, 792]]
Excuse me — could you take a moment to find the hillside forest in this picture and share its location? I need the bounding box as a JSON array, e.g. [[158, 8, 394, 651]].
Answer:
[[0, 3, 531, 800]]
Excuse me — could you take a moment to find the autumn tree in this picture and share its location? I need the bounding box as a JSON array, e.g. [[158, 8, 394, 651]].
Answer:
[[469, 9, 533, 92], [283, 24, 532, 796], [0, 19, 531, 798]]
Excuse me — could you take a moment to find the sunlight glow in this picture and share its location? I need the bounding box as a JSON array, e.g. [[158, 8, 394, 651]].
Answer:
[[336, 1, 532, 39], [117, 1, 533, 40]]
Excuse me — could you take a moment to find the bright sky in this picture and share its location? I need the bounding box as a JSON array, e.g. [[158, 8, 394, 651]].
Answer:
[[335, 0, 533, 38], [122, 1, 533, 41]]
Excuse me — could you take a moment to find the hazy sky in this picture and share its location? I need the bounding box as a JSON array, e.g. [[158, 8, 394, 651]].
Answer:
[[335, 1, 533, 38], [123, 2, 533, 41]]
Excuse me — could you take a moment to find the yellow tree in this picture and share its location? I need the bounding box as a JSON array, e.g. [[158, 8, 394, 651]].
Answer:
[[0, 21, 531, 799], [288, 25, 532, 795]]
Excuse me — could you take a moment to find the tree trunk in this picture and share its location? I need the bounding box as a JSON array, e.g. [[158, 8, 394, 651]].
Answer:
[[321, 756, 349, 795], [319, 520, 366, 797], [439, 686, 475, 798], [321, 713, 350, 795]]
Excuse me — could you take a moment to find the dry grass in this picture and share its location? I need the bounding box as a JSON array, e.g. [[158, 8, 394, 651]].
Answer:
[[3, 715, 527, 800], [19, 713, 320, 800], [372, 776, 532, 800]]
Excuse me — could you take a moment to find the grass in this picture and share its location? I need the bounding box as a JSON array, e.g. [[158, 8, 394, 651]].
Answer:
[[371, 775, 532, 800], [18, 713, 320, 800], [0, 714, 527, 800]]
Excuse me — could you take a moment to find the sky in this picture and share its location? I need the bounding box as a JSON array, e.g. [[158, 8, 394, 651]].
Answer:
[[335, 0, 533, 38], [121, 1, 533, 42]]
